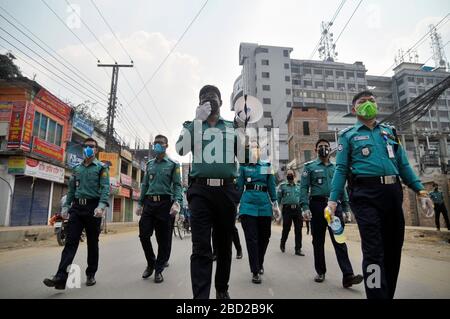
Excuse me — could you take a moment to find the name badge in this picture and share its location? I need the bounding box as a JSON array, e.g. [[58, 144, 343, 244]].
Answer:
[[387, 144, 395, 159], [354, 136, 370, 141]]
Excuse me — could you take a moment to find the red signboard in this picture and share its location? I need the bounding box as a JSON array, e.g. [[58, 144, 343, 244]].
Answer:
[[119, 187, 131, 198], [7, 101, 26, 149], [120, 173, 132, 187], [33, 88, 71, 121], [32, 136, 64, 162], [21, 102, 35, 151], [0, 102, 12, 122]]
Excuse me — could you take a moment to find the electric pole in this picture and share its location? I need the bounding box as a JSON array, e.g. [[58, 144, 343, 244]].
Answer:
[[98, 63, 133, 151]]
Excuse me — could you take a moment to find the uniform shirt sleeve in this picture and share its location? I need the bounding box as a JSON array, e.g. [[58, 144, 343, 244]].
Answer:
[[395, 142, 424, 192], [98, 166, 110, 208], [341, 187, 350, 211], [65, 173, 76, 208], [172, 162, 183, 204], [300, 166, 311, 210], [277, 184, 283, 203], [139, 166, 149, 206], [267, 169, 277, 203], [330, 134, 350, 202], [176, 121, 194, 156]]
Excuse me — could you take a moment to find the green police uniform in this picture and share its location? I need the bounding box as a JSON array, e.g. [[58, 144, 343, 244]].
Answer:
[[300, 159, 350, 211], [278, 180, 303, 253], [237, 161, 277, 217], [65, 158, 110, 209], [138, 155, 182, 205], [429, 190, 444, 204], [329, 120, 425, 299], [277, 181, 301, 205]]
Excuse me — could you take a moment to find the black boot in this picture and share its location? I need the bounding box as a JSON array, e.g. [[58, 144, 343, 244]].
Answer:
[[342, 274, 363, 288], [142, 265, 154, 279], [43, 276, 67, 290]]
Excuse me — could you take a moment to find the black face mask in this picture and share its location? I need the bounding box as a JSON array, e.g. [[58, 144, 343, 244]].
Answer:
[[434, 187, 439, 192], [318, 146, 330, 158], [287, 174, 294, 181], [201, 95, 220, 115]]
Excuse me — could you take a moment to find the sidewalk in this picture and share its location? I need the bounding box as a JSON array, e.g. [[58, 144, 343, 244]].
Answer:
[[0, 222, 138, 248]]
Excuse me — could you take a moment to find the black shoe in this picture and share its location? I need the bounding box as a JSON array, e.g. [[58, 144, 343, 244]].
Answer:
[[314, 274, 325, 283], [43, 276, 66, 290], [236, 250, 243, 259], [164, 262, 169, 268], [154, 272, 164, 283], [142, 265, 154, 279], [259, 268, 264, 275], [280, 243, 285, 253], [343, 274, 364, 288], [252, 273, 262, 284], [295, 250, 305, 256], [86, 275, 96, 286], [216, 291, 230, 299]]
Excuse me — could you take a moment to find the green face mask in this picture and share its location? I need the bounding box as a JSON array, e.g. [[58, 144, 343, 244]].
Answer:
[[356, 101, 378, 120]]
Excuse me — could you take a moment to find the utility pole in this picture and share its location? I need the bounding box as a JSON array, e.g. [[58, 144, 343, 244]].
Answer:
[[98, 63, 133, 151]]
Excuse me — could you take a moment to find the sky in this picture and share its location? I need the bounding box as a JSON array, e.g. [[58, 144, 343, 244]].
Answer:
[[0, 0, 449, 161]]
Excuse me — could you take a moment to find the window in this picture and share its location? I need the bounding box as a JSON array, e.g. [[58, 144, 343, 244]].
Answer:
[[346, 72, 354, 79], [291, 67, 300, 73], [348, 84, 356, 90], [263, 98, 271, 104], [132, 167, 137, 180], [39, 114, 48, 140], [314, 69, 322, 75], [302, 107, 308, 112], [262, 72, 270, 78], [304, 68, 312, 75], [336, 71, 344, 78], [303, 121, 310, 135], [325, 70, 334, 77], [304, 150, 312, 162], [262, 85, 271, 91], [408, 76, 415, 83], [326, 82, 335, 89], [286, 88, 291, 95], [121, 161, 129, 175], [409, 88, 417, 94], [286, 102, 292, 107], [47, 119, 56, 144], [33, 111, 41, 137], [263, 111, 271, 117], [357, 72, 365, 78], [55, 124, 62, 147], [292, 80, 300, 85], [416, 77, 424, 84], [260, 47, 268, 53], [283, 50, 289, 57], [285, 76, 291, 82], [284, 63, 290, 69], [337, 82, 345, 90], [304, 80, 312, 87], [398, 90, 405, 97], [314, 81, 323, 88], [397, 78, 404, 86], [357, 85, 366, 91], [426, 78, 434, 85], [261, 59, 269, 66]]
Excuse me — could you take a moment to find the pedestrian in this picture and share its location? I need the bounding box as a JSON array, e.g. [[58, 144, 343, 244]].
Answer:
[[429, 183, 450, 231], [136, 135, 182, 284], [176, 85, 241, 299], [278, 169, 304, 256], [327, 90, 434, 299], [237, 140, 280, 284], [43, 137, 109, 289], [300, 138, 363, 288]]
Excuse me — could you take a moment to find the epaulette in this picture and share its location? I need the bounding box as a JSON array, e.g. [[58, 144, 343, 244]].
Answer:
[[338, 126, 353, 137]]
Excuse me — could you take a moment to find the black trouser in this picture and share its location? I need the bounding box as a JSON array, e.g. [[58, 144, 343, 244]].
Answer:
[[280, 206, 302, 251], [240, 215, 272, 275], [350, 181, 404, 299], [187, 183, 238, 299], [56, 200, 102, 279], [309, 199, 354, 277], [139, 198, 172, 274], [167, 214, 176, 262], [212, 224, 242, 255], [434, 203, 450, 230]]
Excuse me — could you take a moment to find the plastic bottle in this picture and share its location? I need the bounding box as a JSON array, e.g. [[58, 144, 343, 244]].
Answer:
[[325, 207, 346, 243]]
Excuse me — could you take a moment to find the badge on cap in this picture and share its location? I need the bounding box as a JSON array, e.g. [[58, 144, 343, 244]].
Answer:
[[246, 177, 252, 182], [361, 147, 371, 157]]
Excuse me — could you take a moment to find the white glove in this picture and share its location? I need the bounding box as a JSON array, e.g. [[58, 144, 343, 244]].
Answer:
[[61, 206, 69, 219], [170, 202, 181, 216], [272, 202, 281, 221], [94, 207, 105, 218], [236, 203, 241, 214], [195, 102, 212, 121], [135, 204, 143, 216], [343, 211, 352, 223], [302, 209, 312, 221], [324, 201, 338, 221]]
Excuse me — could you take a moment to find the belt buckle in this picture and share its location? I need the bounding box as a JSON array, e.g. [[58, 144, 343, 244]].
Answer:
[[385, 176, 396, 184], [207, 179, 221, 187], [291, 205, 297, 209], [79, 198, 87, 205], [151, 195, 160, 202]]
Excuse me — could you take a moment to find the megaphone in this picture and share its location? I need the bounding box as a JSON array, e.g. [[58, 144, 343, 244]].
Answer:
[[234, 95, 263, 125]]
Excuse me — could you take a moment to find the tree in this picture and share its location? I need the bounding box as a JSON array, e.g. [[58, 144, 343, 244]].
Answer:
[[0, 52, 22, 79]]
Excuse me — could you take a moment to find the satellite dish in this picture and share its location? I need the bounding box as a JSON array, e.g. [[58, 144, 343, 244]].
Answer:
[[234, 95, 263, 124]]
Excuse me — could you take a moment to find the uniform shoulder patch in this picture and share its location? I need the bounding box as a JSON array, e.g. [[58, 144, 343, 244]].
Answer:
[[338, 126, 353, 137], [304, 160, 314, 166], [182, 120, 193, 128]]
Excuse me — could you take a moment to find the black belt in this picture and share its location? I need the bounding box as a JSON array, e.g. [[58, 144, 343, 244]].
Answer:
[[310, 195, 329, 202], [74, 198, 99, 206], [284, 204, 299, 209], [192, 177, 236, 187], [145, 194, 171, 202], [353, 175, 399, 186], [245, 184, 268, 192]]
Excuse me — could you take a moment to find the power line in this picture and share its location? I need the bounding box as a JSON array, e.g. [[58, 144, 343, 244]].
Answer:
[[334, 0, 364, 45], [309, 0, 347, 60], [127, 0, 209, 106]]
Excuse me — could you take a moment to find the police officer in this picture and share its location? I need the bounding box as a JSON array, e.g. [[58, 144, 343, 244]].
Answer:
[[43, 137, 109, 289], [136, 134, 182, 284], [176, 85, 241, 299], [278, 169, 304, 256], [430, 183, 450, 231], [300, 138, 363, 288], [328, 90, 434, 299], [237, 140, 279, 284]]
